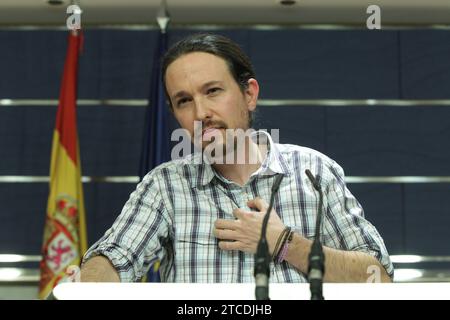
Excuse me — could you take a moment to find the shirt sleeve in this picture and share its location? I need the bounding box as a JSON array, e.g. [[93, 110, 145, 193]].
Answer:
[[321, 159, 395, 279], [82, 171, 171, 282]]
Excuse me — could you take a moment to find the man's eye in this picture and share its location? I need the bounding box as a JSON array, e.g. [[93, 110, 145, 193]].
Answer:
[[177, 98, 189, 106], [207, 87, 221, 95]]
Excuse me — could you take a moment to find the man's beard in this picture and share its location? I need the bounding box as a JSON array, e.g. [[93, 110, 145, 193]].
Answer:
[[208, 134, 239, 157], [202, 128, 258, 165], [192, 109, 252, 164]]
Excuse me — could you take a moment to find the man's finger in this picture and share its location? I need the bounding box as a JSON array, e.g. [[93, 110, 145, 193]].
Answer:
[[218, 240, 242, 251], [232, 207, 252, 219], [247, 197, 268, 212], [214, 228, 237, 240], [215, 219, 237, 230]]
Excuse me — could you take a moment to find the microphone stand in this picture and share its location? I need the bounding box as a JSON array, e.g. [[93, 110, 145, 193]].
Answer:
[[254, 175, 283, 300], [305, 169, 325, 300]]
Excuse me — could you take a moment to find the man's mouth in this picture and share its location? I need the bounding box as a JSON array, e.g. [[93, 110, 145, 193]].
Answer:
[[202, 127, 223, 140]]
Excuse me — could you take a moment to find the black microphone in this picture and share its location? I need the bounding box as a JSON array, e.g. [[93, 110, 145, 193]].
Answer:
[[254, 174, 284, 300], [305, 169, 325, 300]]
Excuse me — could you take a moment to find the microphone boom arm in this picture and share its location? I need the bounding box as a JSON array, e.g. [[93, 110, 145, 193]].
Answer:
[[254, 174, 284, 300], [305, 169, 325, 300]]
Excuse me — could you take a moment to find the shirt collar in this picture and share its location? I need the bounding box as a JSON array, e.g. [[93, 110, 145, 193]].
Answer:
[[251, 130, 292, 178], [189, 130, 292, 188]]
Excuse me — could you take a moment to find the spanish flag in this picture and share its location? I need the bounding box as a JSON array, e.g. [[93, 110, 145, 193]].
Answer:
[[39, 31, 87, 299]]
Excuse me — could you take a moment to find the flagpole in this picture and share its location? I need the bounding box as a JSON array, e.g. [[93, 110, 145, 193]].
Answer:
[[71, 0, 87, 255], [157, 0, 170, 34]]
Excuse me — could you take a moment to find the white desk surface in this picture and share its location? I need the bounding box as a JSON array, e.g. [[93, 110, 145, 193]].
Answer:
[[53, 282, 450, 300]]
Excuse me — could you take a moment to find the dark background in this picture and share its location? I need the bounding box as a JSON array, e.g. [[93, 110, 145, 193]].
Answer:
[[0, 28, 449, 259]]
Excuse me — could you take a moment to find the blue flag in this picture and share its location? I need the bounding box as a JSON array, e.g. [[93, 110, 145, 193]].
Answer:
[[139, 30, 170, 282]]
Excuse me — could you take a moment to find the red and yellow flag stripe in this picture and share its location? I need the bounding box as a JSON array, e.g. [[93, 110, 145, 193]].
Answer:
[[39, 31, 87, 299]]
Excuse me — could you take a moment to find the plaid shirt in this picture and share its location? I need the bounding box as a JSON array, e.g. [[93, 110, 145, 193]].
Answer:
[[83, 132, 394, 282]]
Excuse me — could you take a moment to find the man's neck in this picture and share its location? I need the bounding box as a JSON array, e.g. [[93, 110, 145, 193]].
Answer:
[[212, 138, 267, 187]]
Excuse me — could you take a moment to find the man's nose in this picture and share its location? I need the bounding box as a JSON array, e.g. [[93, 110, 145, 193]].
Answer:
[[194, 98, 212, 121]]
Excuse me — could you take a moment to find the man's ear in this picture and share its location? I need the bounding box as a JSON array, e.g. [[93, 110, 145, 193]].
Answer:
[[245, 78, 259, 112]]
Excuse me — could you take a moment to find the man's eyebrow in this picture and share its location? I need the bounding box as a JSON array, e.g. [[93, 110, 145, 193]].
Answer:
[[201, 80, 223, 90], [171, 81, 224, 101], [172, 90, 188, 101]]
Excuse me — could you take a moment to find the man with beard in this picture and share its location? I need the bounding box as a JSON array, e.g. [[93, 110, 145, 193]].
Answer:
[[80, 33, 393, 283]]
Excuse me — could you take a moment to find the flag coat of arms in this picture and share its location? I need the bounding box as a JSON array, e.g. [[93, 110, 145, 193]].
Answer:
[[39, 31, 87, 299]]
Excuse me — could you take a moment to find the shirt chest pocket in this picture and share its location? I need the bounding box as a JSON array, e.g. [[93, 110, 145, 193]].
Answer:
[[172, 189, 236, 246], [173, 206, 218, 247]]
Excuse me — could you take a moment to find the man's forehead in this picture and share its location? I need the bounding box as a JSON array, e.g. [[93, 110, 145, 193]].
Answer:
[[169, 52, 229, 75], [166, 52, 232, 91]]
